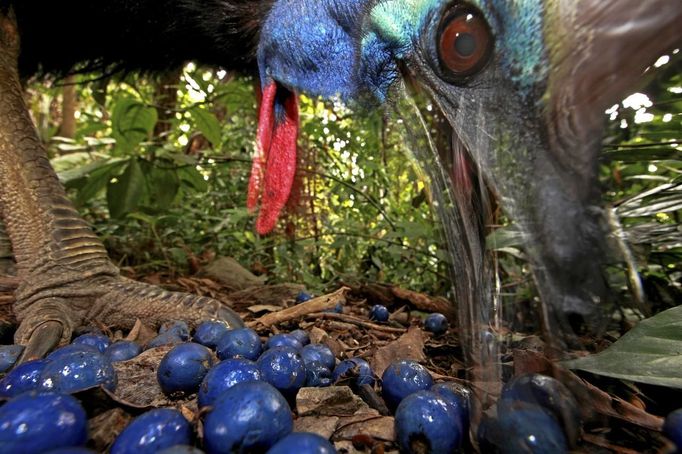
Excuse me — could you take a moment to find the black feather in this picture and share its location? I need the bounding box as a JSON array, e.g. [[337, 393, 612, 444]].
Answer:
[[2, 0, 272, 78]]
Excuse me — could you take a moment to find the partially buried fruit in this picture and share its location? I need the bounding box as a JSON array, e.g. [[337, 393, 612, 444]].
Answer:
[[0, 392, 88, 453], [266, 432, 336, 454], [257, 346, 307, 397], [216, 328, 262, 361], [39, 351, 117, 393], [332, 357, 375, 386], [394, 390, 463, 454], [110, 408, 192, 454], [198, 358, 262, 408], [0, 345, 24, 373], [157, 343, 214, 396], [381, 359, 434, 410], [203, 381, 293, 454], [369, 305, 390, 322]]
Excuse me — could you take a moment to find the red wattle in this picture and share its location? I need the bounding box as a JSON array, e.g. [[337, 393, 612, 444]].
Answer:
[[248, 81, 300, 235]]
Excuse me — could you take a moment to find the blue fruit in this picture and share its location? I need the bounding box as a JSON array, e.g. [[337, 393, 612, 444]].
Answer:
[[663, 408, 682, 450], [105, 341, 142, 362], [382, 360, 434, 410], [394, 391, 463, 453], [295, 292, 313, 303], [289, 329, 310, 346], [193, 322, 230, 349], [72, 333, 111, 353], [203, 381, 293, 454], [265, 334, 303, 351], [146, 332, 185, 349], [110, 408, 192, 454], [0, 392, 88, 453], [478, 404, 568, 454], [198, 358, 262, 408], [333, 358, 375, 386], [257, 346, 306, 396], [424, 313, 448, 335], [431, 382, 471, 435], [45, 448, 96, 454], [157, 446, 205, 454], [0, 359, 48, 398], [159, 321, 191, 340], [157, 343, 214, 395], [46, 343, 100, 361], [301, 344, 336, 371], [157, 446, 204, 454], [500, 373, 580, 446], [40, 351, 117, 393], [304, 361, 332, 388], [0, 345, 24, 373], [369, 305, 390, 322], [267, 432, 336, 454], [216, 328, 262, 361]]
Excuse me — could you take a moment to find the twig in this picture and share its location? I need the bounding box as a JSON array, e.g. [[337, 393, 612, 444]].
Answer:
[[250, 287, 349, 328], [306, 312, 407, 334]]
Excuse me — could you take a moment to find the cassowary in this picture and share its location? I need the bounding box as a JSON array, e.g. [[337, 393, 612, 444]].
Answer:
[[0, 0, 680, 362]]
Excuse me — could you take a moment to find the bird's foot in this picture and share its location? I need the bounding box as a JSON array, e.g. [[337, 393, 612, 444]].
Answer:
[[13, 273, 243, 362]]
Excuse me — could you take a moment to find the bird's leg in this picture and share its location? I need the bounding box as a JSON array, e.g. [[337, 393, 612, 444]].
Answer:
[[0, 10, 242, 361]]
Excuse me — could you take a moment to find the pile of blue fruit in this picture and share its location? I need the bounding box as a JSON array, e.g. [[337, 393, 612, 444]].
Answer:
[[0, 312, 608, 454]]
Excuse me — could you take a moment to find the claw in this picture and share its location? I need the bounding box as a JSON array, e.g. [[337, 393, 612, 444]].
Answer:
[[17, 321, 63, 363]]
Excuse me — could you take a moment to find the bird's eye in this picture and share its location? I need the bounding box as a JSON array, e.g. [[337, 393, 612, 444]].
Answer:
[[437, 5, 493, 80]]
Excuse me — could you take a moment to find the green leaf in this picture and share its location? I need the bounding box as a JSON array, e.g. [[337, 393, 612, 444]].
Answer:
[[190, 107, 222, 148], [111, 97, 158, 153], [73, 161, 127, 206], [146, 166, 180, 210], [563, 305, 682, 389], [107, 159, 148, 218], [178, 167, 208, 192]]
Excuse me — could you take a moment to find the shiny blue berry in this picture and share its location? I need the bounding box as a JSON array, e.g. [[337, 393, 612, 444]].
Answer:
[[193, 321, 230, 350], [289, 329, 310, 346], [104, 341, 142, 362], [72, 333, 111, 353], [424, 313, 448, 335], [664, 408, 682, 451], [304, 361, 332, 387], [0, 359, 48, 398], [203, 381, 292, 454], [369, 305, 389, 322], [265, 334, 303, 351], [267, 432, 336, 454], [39, 351, 117, 393], [110, 408, 192, 454], [198, 358, 262, 408], [0, 392, 88, 453], [0, 345, 24, 373], [215, 328, 262, 361], [301, 344, 336, 371], [159, 321, 190, 340], [381, 360, 434, 410], [257, 346, 306, 396], [295, 292, 313, 303], [46, 343, 100, 361], [157, 343, 214, 396], [431, 382, 471, 435], [395, 390, 463, 453]]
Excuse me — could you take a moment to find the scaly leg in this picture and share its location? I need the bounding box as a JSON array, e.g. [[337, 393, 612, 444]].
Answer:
[[0, 10, 242, 361]]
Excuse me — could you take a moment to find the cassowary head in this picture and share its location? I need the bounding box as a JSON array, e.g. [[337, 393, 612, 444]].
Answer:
[[250, 0, 682, 336]]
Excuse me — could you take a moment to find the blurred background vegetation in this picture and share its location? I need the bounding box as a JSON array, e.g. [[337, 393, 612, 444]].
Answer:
[[23, 53, 681, 316]]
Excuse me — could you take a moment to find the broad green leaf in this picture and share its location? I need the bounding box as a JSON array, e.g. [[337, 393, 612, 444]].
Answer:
[[178, 166, 208, 192], [563, 305, 682, 389], [107, 159, 148, 218], [146, 166, 180, 210], [111, 97, 158, 153], [190, 107, 222, 148], [73, 161, 127, 205]]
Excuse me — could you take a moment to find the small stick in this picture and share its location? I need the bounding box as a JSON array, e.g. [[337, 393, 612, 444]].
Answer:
[[250, 287, 349, 328], [307, 312, 407, 334]]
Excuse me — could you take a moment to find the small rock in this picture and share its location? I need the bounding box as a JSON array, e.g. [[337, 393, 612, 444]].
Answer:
[[296, 386, 370, 417], [334, 416, 395, 442], [294, 416, 339, 439]]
